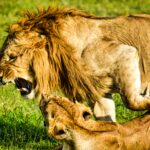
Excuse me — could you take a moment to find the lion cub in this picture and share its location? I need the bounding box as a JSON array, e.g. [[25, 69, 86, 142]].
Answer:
[[40, 95, 150, 150]]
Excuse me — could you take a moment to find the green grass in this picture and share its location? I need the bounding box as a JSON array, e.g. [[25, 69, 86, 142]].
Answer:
[[0, 0, 149, 149], [0, 84, 59, 150]]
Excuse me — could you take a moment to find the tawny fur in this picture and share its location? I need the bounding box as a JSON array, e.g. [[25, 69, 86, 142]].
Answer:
[[41, 95, 150, 150], [1, 7, 150, 119]]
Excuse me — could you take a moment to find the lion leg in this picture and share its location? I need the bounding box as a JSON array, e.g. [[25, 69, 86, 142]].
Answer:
[[116, 45, 150, 110], [94, 96, 116, 121]]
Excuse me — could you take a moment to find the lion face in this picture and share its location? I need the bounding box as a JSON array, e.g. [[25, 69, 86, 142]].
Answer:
[[40, 96, 93, 140], [0, 26, 48, 99], [43, 101, 73, 140]]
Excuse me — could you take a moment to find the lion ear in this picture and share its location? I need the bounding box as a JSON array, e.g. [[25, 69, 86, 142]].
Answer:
[[32, 49, 50, 96]]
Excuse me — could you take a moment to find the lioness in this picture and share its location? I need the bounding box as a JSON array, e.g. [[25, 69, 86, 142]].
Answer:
[[41, 95, 150, 150], [0, 8, 150, 121]]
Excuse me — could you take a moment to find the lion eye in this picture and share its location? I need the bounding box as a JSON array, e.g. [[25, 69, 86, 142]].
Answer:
[[82, 111, 92, 121], [9, 55, 17, 61]]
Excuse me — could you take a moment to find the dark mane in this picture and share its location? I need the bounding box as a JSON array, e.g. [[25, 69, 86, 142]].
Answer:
[[22, 7, 102, 26], [11, 7, 115, 30]]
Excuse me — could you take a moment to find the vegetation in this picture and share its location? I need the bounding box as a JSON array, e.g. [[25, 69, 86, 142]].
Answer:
[[0, 0, 149, 149]]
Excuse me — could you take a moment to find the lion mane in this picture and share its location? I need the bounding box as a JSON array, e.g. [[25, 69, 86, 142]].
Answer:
[[1, 7, 111, 105]]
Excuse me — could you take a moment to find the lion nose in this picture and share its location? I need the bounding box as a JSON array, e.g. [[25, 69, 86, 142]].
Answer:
[[0, 77, 6, 85], [53, 124, 66, 136]]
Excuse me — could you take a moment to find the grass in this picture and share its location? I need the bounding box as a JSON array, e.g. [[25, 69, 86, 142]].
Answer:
[[0, 0, 149, 149]]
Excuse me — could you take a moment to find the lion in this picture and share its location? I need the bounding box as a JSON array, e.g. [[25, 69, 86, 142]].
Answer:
[[40, 95, 150, 150], [0, 7, 150, 121]]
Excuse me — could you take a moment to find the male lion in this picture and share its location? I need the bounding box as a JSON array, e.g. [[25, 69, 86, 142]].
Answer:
[[0, 7, 150, 121], [41, 95, 150, 150]]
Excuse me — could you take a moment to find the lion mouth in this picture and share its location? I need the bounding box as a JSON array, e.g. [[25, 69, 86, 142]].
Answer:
[[15, 78, 32, 96]]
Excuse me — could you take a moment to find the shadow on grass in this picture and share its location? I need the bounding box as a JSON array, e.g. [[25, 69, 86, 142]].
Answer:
[[0, 116, 59, 150]]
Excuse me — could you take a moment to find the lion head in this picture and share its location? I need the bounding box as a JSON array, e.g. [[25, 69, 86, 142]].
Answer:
[[40, 95, 116, 140], [0, 24, 50, 99], [0, 7, 111, 102], [40, 95, 94, 140]]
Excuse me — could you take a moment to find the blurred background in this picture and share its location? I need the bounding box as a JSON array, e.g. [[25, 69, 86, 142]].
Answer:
[[0, 0, 149, 149]]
